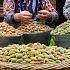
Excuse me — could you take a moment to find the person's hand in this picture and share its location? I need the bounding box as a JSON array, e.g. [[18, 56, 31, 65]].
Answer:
[[20, 11, 33, 23], [14, 11, 33, 23], [38, 10, 51, 20], [14, 13, 21, 22]]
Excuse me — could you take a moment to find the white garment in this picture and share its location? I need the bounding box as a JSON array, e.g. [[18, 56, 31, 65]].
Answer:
[[32, 0, 36, 13]]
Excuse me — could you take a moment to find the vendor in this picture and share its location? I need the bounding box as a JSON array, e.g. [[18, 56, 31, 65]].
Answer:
[[63, 0, 70, 19], [3, 0, 58, 24]]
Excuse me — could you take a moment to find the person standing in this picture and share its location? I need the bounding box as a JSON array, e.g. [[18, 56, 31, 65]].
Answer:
[[3, 0, 58, 25]]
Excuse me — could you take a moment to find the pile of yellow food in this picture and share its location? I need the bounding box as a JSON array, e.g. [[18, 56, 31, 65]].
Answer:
[[0, 22, 23, 36], [18, 21, 51, 34], [0, 43, 70, 64], [0, 21, 51, 36]]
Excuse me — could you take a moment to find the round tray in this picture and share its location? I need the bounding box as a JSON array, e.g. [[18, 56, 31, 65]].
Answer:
[[51, 35, 70, 48], [0, 36, 21, 47], [20, 31, 51, 46]]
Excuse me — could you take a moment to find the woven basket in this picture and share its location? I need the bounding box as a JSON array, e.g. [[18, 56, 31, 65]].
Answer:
[[0, 61, 70, 70], [51, 35, 70, 48]]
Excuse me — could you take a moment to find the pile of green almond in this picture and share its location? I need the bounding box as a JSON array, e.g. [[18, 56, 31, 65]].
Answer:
[[0, 43, 70, 64], [51, 20, 70, 35]]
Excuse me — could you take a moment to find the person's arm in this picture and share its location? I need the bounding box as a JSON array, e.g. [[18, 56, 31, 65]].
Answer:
[[3, 0, 20, 24], [41, 0, 59, 23], [63, 0, 70, 19]]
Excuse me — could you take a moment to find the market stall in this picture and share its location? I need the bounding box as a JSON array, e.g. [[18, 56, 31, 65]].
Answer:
[[0, 43, 70, 70], [0, 0, 70, 70], [0, 20, 69, 69]]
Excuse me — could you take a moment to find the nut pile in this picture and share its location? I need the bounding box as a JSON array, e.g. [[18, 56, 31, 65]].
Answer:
[[0, 43, 70, 64], [51, 20, 70, 35], [0, 21, 51, 36], [0, 22, 23, 36], [18, 21, 51, 34]]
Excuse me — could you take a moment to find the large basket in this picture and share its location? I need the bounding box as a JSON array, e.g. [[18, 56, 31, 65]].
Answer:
[[51, 35, 70, 48], [20, 31, 51, 46], [0, 36, 21, 47], [20, 25, 53, 45], [0, 61, 70, 70]]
